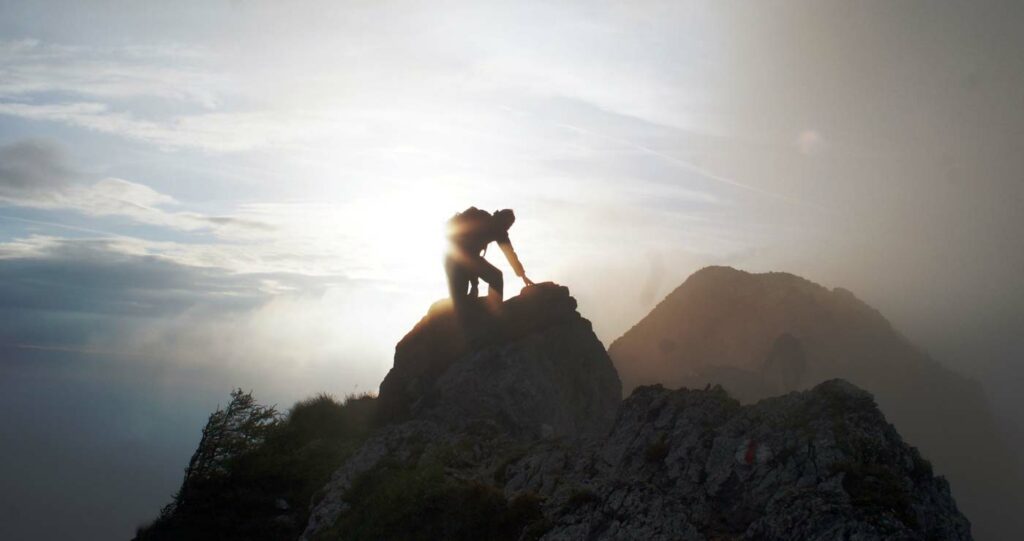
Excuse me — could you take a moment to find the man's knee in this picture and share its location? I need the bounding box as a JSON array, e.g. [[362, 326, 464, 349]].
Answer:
[[486, 268, 503, 292]]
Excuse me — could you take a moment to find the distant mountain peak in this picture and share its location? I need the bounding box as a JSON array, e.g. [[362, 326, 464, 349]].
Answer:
[[609, 266, 1020, 539]]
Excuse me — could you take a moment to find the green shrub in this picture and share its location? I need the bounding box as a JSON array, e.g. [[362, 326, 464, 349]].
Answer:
[[322, 460, 548, 541], [135, 390, 380, 541], [286, 392, 377, 444]]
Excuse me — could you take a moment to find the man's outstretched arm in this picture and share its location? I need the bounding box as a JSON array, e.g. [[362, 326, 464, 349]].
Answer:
[[497, 240, 524, 276], [498, 240, 534, 285]]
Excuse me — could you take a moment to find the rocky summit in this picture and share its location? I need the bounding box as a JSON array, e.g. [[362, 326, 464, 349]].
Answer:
[[376, 282, 622, 438], [301, 284, 971, 541]]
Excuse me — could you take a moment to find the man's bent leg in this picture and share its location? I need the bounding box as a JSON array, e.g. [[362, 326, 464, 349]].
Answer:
[[461, 255, 504, 309], [475, 258, 503, 308], [445, 255, 470, 303]]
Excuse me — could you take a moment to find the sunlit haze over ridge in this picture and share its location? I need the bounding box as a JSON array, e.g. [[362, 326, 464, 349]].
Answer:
[[1, 2, 1023, 539]]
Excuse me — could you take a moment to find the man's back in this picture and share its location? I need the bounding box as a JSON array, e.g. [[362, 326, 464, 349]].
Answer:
[[447, 207, 505, 255]]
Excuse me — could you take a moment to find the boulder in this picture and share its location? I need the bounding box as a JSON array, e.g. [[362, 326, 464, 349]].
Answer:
[[377, 282, 621, 439]]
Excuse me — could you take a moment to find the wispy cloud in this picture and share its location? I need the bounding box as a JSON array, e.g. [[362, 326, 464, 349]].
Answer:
[[554, 122, 827, 210], [0, 38, 223, 106], [0, 101, 325, 152], [0, 233, 410, 387], [0, 38, 326, 152], [0, 139, 273, 236]]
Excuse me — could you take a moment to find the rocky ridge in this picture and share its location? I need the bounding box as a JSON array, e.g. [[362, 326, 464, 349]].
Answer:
[[302, 283, 971, 540]]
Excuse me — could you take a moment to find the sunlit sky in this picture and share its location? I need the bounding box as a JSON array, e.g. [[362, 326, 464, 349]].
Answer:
[[1, 1, 1023, 538]]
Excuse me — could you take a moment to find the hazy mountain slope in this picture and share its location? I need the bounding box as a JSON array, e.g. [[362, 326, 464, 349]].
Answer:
[[608, 266, 1019, 540]]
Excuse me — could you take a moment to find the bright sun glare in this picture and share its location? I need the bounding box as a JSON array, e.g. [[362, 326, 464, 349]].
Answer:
[[349, 185, 463, 293]]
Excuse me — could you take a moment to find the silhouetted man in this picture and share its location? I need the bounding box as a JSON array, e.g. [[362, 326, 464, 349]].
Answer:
[[445, 207, 534, 308]]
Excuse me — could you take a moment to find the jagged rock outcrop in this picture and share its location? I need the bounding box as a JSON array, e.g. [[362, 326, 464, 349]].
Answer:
[[303, 283, 621, 538], [608, 266, 1020, 540], [302, 284, 971, 540], [533, 380, 969, 540], [377, 282, 621, 439]]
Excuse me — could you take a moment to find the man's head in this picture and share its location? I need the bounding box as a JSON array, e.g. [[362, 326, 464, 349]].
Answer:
[[494, 208, 515, 230]]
